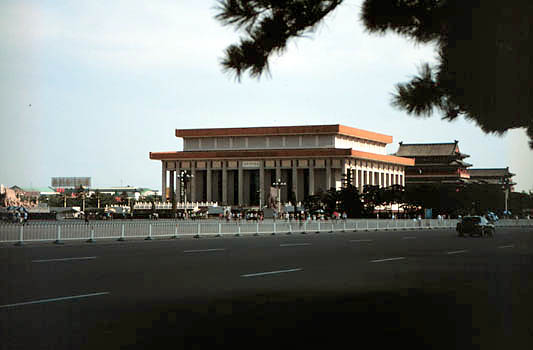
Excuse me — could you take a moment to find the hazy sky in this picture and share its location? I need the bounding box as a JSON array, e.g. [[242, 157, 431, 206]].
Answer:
[[1, 0, 532, 192]]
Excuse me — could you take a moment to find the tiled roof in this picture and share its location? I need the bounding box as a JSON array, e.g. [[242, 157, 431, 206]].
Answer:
[[19, 187, 57, 193], [395, 142, 465, 157], [468, 168, 515, 178], [449, 159, 472, 167]]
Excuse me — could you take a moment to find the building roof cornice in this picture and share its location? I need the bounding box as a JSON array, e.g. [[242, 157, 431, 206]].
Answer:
[[149, 148, 414, 166], [175, 124, 393, 144]]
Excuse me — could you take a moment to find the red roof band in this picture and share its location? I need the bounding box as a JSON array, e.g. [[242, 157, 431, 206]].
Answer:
[[149, 148, 414, 166]]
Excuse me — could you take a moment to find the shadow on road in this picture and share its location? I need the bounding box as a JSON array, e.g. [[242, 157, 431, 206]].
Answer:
[[84, 288, 499, 350]]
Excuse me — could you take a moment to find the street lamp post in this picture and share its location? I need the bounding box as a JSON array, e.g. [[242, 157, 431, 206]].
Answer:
[[272, 178, 286, 218], [256, 189, 263, 210], [502, 177, 510, 215], [177, 170, 194, 215]]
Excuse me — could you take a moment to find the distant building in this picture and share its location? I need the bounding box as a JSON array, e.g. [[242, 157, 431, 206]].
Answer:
[[10, 186, 58, 198], [468, 168, 516, 190], [88, 186, 157, 201], [394, 141, 471, 186]]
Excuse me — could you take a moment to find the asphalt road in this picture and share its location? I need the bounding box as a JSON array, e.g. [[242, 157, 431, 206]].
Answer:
[[2, 227, 533, 349]]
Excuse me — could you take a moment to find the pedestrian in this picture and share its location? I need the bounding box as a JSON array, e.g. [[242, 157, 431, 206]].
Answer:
[[85, 214, 89, 224]]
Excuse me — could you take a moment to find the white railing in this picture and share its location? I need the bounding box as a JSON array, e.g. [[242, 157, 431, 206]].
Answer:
[[133, 201, 218, 210], [1, 219, 531, 245]]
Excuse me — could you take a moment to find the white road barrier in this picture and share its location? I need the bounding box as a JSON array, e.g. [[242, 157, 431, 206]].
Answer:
[[0, 219, 530, 244]]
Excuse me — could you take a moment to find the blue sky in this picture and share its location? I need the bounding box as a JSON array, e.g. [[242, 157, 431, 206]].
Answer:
[[1, 0, 532, 192]]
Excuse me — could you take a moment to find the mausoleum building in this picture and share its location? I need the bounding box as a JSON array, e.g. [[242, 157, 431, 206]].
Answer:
[[149, 125, 414, 208]]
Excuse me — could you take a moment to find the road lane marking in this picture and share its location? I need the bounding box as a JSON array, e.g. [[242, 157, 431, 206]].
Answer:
[[241, 268, 302, 278], [498, 245, 515, 249], [32, 256, 97, 263], [446, 250, 468, 255], [350, 239, 373, 243], [370, 257, 405, 263], [280, 243, 311, 247], [402, 236, 417, 240], [0, 292, 110, 309], [183, 248, 225, 253]]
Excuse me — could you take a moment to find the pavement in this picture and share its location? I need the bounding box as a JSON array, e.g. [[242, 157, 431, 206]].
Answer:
[[1, 227, 533, 349]]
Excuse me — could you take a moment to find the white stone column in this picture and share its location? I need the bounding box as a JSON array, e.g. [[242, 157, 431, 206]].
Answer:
[[259, 161, 265, 208], [308, 159, 315, 196], [175, 165, 181, 202], [190, 164, 197, 202], [161, 161, 167, 202], [222, 161, 228, 204], [276, 162, 281, 181], [238, 163, 244, 206], [354, 163, 358, 189], [169, 170, 175, 204], [206, 162, 212, 202], [292, 161, 298, 202], [326, 159, 332, 191]]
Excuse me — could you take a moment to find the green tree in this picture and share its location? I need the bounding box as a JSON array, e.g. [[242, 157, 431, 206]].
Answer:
[[338, 185, 364, 218], [322, 187, 340, 214], [120, 191, 129, 204], [302, 192, 325, 213], [362, 185, 383, 214], [215, 0, 533, 148]]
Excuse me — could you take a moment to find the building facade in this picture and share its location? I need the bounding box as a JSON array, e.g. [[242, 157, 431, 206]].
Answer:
[[150, 125, 414, 208]]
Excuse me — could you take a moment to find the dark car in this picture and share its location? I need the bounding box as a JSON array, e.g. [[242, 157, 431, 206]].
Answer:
[[456, 216, 495, 237]]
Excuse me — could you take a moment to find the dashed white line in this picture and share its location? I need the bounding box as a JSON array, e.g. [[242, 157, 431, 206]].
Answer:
[[402, 236, 417, 240], [350, 239, 373, 243], [241, 268, 302, 278], [183, 248, 225, 253], [32, 256, 97, 263], [0, 292, 110, 309], [280, 243, 311, 247], [446, 249, 468, 255], [370, 257, 405, 263], [498, 245, 515, 249]]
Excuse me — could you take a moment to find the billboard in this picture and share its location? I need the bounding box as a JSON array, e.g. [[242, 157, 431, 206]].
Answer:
[[51, 177, 91, 188]]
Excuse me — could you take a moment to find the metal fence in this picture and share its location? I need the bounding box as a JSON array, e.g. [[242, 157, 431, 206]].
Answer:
[[0, 219, 531, 245]]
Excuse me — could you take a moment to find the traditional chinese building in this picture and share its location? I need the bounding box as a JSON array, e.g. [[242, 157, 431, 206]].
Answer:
[[149, 125, 414, 208], [468, 168, 516, 189], [394, 141, 472, 186]]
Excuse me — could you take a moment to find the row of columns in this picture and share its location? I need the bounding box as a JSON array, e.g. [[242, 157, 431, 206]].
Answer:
[[349, 169, 404, 190], [162, 159, 405, 205]]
